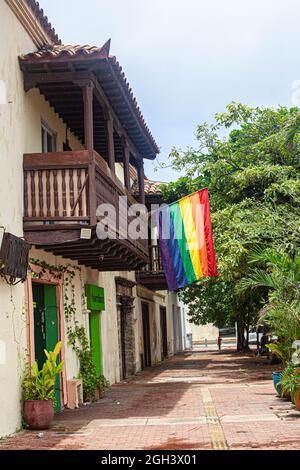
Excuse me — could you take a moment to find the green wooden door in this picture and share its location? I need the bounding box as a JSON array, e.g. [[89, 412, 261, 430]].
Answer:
[[44, 285, 61, 412], [89, 311, 103, 376], [32, 283, 62, 412], [33, 283, 46, 370]]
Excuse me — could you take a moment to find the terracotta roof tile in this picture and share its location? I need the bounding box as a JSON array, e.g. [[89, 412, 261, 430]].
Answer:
[[25, 0, 61, 44], [132, 179, 164, 195], [20, 43, 110, 61]]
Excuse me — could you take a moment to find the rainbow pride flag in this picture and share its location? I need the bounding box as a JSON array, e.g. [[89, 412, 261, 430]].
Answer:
[[158, 188, 218, 291]]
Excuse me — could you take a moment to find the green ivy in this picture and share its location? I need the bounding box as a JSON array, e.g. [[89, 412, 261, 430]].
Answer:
[[68, 326, 110, 401]]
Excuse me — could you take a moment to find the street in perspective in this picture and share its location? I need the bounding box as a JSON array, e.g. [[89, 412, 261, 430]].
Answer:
[[1, 340, 300, 450]]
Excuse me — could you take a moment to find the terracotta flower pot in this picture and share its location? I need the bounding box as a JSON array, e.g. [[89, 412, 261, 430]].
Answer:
[[294, 392, 300, 412], [291, 394, 295, 405], [23, 400, 54, 430]]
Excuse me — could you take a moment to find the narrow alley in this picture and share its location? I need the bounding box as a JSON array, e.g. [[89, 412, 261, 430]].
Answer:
[[1, 347, 300, 451]]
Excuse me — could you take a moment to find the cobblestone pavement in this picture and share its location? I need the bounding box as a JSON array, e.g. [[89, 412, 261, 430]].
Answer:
[[1, 347, 300, 450]]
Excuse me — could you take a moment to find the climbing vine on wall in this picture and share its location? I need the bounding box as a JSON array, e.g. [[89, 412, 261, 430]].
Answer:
[[68, 325, 110, 401]]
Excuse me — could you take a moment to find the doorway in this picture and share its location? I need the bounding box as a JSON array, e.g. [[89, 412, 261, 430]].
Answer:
[[142, 303, 151, 368], [177, 306, 183, 351], [85, 284, 105, 378], [160, 307, 168, 360], [120, 304, 127, 380], [32, 282, 61, 412], [117, 295, 136, 380], [89, 311, 103, 376], [116, 278, 136, 381], [172, 304, 177, 354]]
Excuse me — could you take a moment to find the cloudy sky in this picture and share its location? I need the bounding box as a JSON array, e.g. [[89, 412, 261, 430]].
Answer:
[[39, 0, 300, 181]]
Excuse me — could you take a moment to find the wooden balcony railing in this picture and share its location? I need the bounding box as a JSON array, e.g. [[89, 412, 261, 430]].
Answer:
[[137, 244, 168, 291], [24, 151, 92, 225], [23, 150, 148, 270], [142, 245, 164, 273]]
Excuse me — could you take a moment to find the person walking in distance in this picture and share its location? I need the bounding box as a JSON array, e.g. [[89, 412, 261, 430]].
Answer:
[[217, 336, 222, 351]]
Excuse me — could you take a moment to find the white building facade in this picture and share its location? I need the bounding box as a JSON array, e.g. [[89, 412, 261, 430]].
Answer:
[[0, 0, 183, 438]]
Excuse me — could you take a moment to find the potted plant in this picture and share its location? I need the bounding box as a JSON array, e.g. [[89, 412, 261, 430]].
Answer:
[[280, 363, 297, 401], [22, 342, 64, 430], [280, 365, 300, 409], [266, 342, 290, 396], [294, 383, 300, 412]]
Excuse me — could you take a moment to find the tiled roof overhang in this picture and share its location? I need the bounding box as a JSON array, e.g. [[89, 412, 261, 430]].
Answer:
[[132, 179, 164, 195], [25, 0, 61, 44], [132, 179, 165, 206], [19, 41, 159, 160]]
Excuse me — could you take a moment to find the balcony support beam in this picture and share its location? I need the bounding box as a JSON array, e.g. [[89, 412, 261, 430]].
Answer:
[[91, 76, 139, 160], [123, 138, 131, 191], [136, 159, 145, 205], [83, 82, 94, 150], [105, 111, 116, 174]]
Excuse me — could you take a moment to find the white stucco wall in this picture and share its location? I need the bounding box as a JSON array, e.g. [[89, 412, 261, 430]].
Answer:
[[115, 163, 124, 186], [0, 281, 26, 438], [0, 1, 38, 438], [167, 292, 183, 354], [186, 321, 219, 343], [94, 270, 136, 384], [0, 1, 86, 437]]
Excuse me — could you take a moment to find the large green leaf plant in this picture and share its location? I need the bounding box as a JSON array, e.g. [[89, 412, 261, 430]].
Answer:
[[22, 342, 64, 401]]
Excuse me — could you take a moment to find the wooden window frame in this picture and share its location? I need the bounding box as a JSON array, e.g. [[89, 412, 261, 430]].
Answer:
[[41, 120, 57, 153]]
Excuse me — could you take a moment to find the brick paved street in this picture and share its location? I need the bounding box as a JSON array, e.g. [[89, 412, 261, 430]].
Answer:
[[1, 347, 300, 450]]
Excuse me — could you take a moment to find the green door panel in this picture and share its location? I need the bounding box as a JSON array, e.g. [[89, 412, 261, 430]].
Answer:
[[44, 285, 61, 412], [33, 283, 46, 370], [89, 311, 103, 376]]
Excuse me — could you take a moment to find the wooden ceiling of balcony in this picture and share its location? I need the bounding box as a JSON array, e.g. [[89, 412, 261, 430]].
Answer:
[[25, 227, 148, 271], [36, 81, 126, 163], [136, 272, 168, 291], [19, 42, 160, 161]]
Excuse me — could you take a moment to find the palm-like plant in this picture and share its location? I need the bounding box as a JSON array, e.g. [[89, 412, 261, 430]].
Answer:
[[280, 363, 300, 399], [237, 248, 300, 361], [238, 248, 300, 302]]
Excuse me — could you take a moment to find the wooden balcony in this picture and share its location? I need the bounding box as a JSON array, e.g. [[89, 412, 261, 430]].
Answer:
[[136, 245, 168, 291], [23, 150, 149, 271]]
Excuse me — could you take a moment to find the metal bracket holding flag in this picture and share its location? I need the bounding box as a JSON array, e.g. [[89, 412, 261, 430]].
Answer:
[[157, 188, 218, 291]]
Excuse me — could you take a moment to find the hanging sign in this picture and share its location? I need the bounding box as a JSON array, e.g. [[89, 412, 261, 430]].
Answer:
[[85, 284, 105, 311]]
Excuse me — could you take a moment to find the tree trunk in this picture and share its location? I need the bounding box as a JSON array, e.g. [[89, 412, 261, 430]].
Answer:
[[236, 320, 251, 352], [236, 321, 244, 352]]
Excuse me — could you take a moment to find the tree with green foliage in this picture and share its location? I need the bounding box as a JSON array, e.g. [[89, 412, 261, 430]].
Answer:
[[238, 248, 300, 360], [160, 102, 300, 350]]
